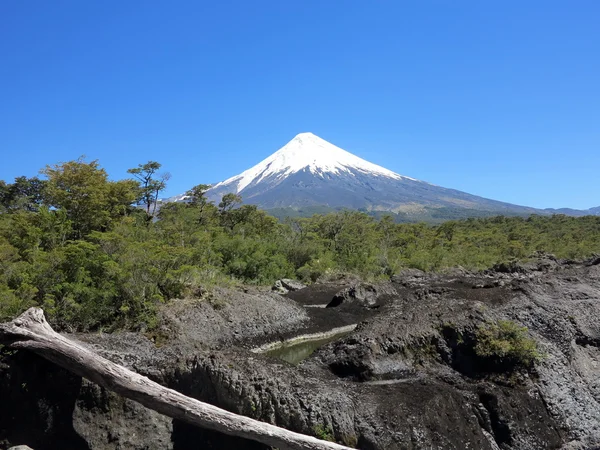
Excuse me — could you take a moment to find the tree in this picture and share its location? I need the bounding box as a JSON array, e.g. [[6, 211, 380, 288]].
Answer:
[[218, 193, 243, 230], [0, 176, 47, 212], [186, 184, 212, 208], [218, 193, 242, 213], [106, 179, 140, 220], [127, 161, 170, 218], [41, 158, 137, 238], [41, 158, 111, 237], [0, 181, 7, 212], [185, 184, 217, 226]]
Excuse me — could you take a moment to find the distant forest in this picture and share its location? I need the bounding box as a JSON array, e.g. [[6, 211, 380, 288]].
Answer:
[[1, 158, 599, 331]]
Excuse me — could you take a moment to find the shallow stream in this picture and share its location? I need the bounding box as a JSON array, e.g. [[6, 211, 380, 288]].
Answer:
[[254, 325, 356, 365], [264, 333, 348, 364]]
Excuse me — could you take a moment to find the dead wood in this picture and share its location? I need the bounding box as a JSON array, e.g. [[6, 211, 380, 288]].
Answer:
[[0, 308, 352, 450]]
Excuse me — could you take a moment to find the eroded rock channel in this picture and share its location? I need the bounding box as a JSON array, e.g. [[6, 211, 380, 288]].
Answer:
[[2, 256, 600, 449]]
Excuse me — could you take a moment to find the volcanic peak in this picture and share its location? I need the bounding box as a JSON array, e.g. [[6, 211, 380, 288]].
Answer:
[[213, 132, 409, 193]]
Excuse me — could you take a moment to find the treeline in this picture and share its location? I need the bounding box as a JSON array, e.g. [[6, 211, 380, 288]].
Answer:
[[1, 158, 599, 331]]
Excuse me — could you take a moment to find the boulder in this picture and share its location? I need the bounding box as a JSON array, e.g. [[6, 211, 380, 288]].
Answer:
[[391, 268, 427, 285], [281, 279, 306, 291], [272, 279, 306, 294], [272, 280, 288, 294], [587, 255, 600, 266], [327, 283, 395, 309], [490, 261, 527, 274]]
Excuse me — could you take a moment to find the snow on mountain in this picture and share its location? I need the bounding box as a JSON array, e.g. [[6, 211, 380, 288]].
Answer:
[[167, 132, 591, 219], [212, 132, 413, 193], [203, 132, 549, 214], [163, 133, 596, 219]]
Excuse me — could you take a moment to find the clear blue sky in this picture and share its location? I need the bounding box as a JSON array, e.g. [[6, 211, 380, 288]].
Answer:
[[1, 1, 598, 209]]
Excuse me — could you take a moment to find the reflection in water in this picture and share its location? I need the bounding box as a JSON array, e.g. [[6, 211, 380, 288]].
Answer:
[[265, 332, 350, 365]]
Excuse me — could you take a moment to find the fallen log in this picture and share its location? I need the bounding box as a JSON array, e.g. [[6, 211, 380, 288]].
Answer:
[[0, 308, 352, 450]]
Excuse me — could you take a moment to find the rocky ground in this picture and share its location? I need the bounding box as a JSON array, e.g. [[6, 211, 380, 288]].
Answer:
[[1, 255, 600, 449]]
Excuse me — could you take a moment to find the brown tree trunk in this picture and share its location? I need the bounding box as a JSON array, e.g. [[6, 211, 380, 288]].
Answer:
[[0, 308, 352, 450]]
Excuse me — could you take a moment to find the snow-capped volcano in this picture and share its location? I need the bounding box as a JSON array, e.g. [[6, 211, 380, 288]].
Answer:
[[213, 132, 411, 193], [205, 133, 543, 217]]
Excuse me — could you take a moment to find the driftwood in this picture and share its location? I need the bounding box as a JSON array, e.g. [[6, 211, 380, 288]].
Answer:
[[0, 308, 352, 450]]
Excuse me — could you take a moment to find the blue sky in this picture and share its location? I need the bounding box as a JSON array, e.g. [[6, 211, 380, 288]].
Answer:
[[1, 1, 598, 209]]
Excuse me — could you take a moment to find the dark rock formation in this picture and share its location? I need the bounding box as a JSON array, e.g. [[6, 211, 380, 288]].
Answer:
[[326, 283, 396, 309], [2, 258, 600, 449]]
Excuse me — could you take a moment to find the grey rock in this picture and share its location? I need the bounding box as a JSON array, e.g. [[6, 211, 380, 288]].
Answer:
[[73, 379, 173, 450], [272, 278, 307, 294], [587, 255, 600, 266], [327, 282, 397, 309], [328, 283, 378, 308], [271, 279, 288, 294], [280, 278, 306, 292], [158, 286, 309, 348], [392, 268, 426, 280], [2, 257, 600, 449]]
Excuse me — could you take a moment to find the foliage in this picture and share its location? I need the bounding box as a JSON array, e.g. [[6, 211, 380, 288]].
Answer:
[[41, 157, 138, 238], [474, 320, 543, 368], [1, 157, 600, 332], [0, 176, 47, 212], [127, 161, 170, 218], [313, 423, 335, 442]]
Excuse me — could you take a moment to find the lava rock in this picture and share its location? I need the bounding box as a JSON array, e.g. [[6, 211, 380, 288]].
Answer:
[[327, 284, 378, 308], [272, 279, 306, 294], [327, 283, 395, 309], [4, 259, 600, 449]]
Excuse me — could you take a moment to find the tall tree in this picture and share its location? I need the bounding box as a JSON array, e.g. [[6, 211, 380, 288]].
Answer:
[[127, 161, 170, 218], [41, 158, 137, 237], [185, 184, 216, 226], [185, 184, 211, 208], [218, 193, 242, 230]]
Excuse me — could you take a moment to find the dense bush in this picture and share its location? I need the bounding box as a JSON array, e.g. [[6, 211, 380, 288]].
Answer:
[[474, 320, 543, 368]]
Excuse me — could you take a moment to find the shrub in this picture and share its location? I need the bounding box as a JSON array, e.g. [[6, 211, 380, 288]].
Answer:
[[474, 320, 542, 368], [313, 423, 335, 442]]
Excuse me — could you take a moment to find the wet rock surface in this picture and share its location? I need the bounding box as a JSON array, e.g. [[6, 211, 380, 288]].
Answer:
[[1, 257, 600, 449]]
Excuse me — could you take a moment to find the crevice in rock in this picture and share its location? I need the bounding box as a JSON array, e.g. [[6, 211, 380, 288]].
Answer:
[[0, 352, 91, 450], [478, 392, 513, 447], [171, 421, 268, 450], [328, 359, 373, 381], [575, 333, 600, 348]]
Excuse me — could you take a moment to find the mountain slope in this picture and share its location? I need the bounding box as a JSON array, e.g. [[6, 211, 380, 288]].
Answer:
[[544, 206, 600, 216], [205, 133, 542, 216], [212, 132, 408, 193]]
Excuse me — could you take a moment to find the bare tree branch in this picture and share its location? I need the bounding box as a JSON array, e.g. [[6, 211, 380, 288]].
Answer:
[[0, 308, 352, 450]]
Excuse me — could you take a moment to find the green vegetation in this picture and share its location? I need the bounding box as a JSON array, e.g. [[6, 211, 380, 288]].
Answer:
[[268, 205, 532, 224], [1, 157, 599, 331], [474, 320, 543, 368], [313, 423, 335, 442]]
